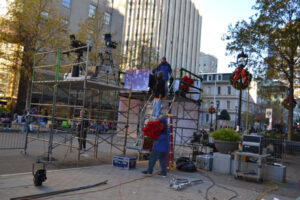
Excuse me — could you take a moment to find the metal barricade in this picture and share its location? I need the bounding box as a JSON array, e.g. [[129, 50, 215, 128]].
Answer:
[[0, 123, 27, 150]]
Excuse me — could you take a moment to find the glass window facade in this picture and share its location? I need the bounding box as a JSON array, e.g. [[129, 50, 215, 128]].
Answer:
[[62, 0, 71, 8]]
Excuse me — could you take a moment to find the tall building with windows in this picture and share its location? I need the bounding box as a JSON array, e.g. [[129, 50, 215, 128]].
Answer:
[[198, 52, 218, 74], [55, 0, 126, 43], [122, 0, 202, 74]]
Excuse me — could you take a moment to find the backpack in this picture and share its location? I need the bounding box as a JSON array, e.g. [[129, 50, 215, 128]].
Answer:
[[176, 157, 197, 172]]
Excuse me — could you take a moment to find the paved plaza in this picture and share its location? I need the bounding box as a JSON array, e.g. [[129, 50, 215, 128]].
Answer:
[[0, 163, 299, 200]]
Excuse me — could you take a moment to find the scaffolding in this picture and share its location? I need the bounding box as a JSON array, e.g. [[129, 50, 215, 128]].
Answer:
[[24, 45, 205, 162], [24, 45, 139, 161], [124, 68, 204, 159]]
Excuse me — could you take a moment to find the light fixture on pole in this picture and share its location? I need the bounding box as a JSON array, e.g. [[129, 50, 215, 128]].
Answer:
[[209, 103, 215, 132], [230, 50, 251, 133]]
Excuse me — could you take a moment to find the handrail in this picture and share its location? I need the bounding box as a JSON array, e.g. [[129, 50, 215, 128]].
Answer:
[[178, 67, 202, 103], [180, 68, 203, 80]]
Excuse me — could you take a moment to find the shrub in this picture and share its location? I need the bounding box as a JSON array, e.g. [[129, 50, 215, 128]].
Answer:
[[0, 107, 10, 113], [210, 128, 241, 141]]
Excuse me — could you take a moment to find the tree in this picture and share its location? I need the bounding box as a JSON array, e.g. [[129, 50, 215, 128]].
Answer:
[[124, 39, 160, 70], [0, 0, 69, 111], [219, 109, 231, 121], [223, 0, 300, 140]]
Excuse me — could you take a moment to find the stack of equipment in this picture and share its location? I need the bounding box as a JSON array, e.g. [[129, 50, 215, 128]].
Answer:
[[242, 135, 264, 154]]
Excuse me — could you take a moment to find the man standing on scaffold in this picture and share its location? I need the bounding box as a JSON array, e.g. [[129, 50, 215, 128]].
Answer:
[[153, 57, 172, 96]]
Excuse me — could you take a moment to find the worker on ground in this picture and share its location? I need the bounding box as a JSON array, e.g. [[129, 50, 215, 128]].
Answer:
[[152, 71, 165, 118], [142, 115, 170, 177], [153, 57, 172, 96], [77, 110, 89, 151]]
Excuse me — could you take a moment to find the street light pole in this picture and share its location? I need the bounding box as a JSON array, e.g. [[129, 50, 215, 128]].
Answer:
[[215, 101, 219, 130], [237, 88, 242, 131], [209, 104, 215, 132], [236, 51, 248, 132], [210, 112, 213, 131], [235, 105, 238, 128]]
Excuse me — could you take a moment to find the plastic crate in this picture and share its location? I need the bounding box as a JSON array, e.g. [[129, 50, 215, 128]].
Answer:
[[112, 155, 136, 170]]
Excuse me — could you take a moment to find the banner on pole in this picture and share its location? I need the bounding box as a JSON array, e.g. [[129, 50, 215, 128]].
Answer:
[[265, 108, 272, 119]]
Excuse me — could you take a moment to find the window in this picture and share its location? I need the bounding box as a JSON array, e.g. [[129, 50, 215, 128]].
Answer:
[[207, 87, 211, 93], [218, 75, 221, 80], [107, 0, 112, 3], [227, 101, 230, 109], [218, 87, 221, 95], [206, 114, 209, 122], [216, 100, 220, 109], [208, 75, 212, 81], [104, 12, 111, 25], [62, 0, 71, 8], [89, 4, 96, 17], [228, 86, 231, 95]]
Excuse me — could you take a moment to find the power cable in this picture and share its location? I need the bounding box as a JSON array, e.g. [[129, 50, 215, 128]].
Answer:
[[201, 173, 238, 200]]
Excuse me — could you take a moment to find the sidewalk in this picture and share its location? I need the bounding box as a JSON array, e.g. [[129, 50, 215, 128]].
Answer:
[[0, 163, 295, 200]]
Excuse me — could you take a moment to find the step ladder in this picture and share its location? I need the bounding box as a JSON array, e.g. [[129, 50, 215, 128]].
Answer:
[[127, 81, 176, 151]]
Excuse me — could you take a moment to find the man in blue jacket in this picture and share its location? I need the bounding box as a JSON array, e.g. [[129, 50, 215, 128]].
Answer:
[[153, 57, 172, 96], [142, 115, 170, 177]]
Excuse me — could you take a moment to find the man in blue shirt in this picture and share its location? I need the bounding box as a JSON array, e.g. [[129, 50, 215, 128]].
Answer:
[[153, 57, 172, 96], [142, 115, 170, 177]]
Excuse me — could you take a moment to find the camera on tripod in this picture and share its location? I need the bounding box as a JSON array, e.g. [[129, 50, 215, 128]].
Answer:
[[63, 34, 92, 78], [104, 33, 117, 49], [68, 34, 92, 57]]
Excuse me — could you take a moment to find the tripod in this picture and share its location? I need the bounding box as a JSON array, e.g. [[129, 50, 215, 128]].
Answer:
[[72, 53, 86, 77]]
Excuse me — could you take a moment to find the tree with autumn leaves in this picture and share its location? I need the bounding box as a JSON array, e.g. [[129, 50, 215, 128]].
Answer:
[[0, 0, 68, 111], [223, 0, 299, 140]]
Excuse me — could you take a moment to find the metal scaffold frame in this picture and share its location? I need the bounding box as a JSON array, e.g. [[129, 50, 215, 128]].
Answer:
[[24, 45, 140, 161], [23, 44, 205, 163]]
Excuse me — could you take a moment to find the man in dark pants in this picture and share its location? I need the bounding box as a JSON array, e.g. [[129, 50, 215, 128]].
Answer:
[[153, 57, 172, 96], [77, 111, 89, 150], [142, 115, 170, 177]]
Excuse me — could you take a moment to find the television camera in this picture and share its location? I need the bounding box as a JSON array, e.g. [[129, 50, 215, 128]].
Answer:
[[104, 33, 117, 49], [63, 34, 92, 77]]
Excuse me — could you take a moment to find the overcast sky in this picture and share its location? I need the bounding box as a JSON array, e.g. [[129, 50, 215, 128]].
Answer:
[[199, 0, 256, 73]]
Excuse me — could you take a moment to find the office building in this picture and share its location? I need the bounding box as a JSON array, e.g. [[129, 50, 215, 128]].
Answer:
[[198, 52, 218, 74], [122, 0, 202, 74]]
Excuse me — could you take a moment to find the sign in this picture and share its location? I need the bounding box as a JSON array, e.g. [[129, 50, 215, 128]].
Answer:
[[124, 69, 150, 91], [265, 108, 272, 119]]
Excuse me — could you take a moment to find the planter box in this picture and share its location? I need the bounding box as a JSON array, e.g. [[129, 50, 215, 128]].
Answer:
[[214, 140, 238, 154]]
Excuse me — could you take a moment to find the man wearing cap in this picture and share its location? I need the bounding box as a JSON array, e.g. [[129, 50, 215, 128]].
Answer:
[[153, 57, 172, 96]]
